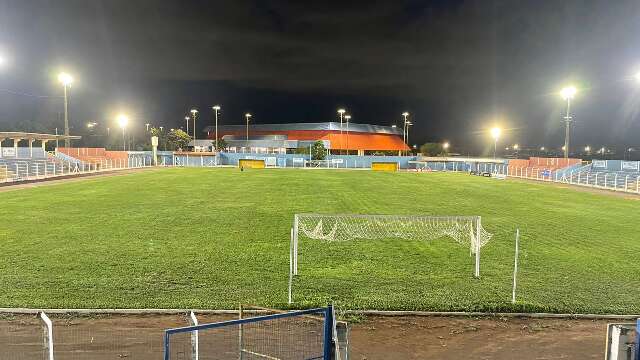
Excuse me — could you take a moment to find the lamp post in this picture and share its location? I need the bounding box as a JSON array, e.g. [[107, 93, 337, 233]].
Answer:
[[560, 86, 577, 159], [443, 141, 450, 153], [145, 123, 150, 132], [117, 114, 129, 151], [57, 72, 73, 147], [212, 105, 221, 152], [184, 116, 190, 135], [344, 114, 351, 155], [402, 112, 410, 155], [337, 109, 346, 154], [245, 113, 252, 141], [190, 109, 198, 142], [491, 127, 501, 159]]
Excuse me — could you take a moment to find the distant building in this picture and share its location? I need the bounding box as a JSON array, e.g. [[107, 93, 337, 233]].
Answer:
[[193, 122, 409, 155]]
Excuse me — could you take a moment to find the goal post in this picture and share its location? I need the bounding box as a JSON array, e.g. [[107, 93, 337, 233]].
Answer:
[[288, 214, 492, 304]]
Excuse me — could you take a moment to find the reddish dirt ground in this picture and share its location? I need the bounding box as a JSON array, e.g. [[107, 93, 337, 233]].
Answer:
[[0, 313, 613, 359]]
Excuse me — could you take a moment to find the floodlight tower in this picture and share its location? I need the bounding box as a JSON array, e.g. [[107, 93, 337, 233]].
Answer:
[[344, 114, 351, 154], [184, 116, 190, 134], [57, 72, 73, 147], [337, 109, 346, 154], [190, 109, 198, 141], [212, 105, 221, 151], [117, 114, 129, 151], [491, 127, 501, 159], [245, 113, 252, 141], [560, 86, 577, 158], [402, 112, 409, 155]]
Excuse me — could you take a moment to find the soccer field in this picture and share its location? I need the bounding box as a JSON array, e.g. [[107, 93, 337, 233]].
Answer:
[[1, 168, 638, 314]]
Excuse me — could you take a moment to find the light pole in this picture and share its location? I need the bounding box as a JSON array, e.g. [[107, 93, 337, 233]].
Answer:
[[212, 105, 221, 152], [406, 121, 413, 156], [443, 141, 450, 154], [190, 109, 198, 141], [245, 113, 252, 141], [337, 109, 346, 154], [117, 114, 129, 151], [401, 112, 409, 155], [491, 127, 501, 159], [560, 86, 576, 159], [344, 114, 351, 155], [58, 72, 73, 147], [185, 116, 190, 135], [145, 123, 150, 132]]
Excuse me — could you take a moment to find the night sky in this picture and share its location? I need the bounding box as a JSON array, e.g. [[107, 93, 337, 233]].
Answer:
[[1, 0, 640, 155]]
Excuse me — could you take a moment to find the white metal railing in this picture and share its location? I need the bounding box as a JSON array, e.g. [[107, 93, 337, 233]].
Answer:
[[0, 156, 153, 184], [506, 165, 640, 195]]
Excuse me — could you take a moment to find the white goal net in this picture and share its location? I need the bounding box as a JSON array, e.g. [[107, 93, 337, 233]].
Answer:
[[288, 214, 492, 303]]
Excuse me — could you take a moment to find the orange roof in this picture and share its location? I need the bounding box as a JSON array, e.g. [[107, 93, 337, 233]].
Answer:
[[213, 129, 410, 151], [324, 133, 410, 151]]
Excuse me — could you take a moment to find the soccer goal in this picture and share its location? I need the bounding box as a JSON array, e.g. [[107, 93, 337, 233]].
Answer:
[[288, 214, 492, 303], [163, 306, 338, 360]]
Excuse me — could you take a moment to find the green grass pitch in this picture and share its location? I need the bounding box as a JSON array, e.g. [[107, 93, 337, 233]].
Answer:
[[0, 168, 638, 313]]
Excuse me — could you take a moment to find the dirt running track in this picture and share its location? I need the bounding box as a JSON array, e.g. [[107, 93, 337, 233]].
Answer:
[[0, 314, 610, 359]]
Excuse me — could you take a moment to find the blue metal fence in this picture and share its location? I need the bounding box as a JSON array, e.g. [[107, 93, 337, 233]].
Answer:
[[163, 306, 334, 360]]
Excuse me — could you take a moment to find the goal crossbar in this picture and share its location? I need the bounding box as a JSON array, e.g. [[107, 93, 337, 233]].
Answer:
[[288, 214, 492, 304]]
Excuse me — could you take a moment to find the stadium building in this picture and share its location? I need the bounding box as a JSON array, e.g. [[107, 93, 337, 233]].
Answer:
[[196, 122, 410, 155]]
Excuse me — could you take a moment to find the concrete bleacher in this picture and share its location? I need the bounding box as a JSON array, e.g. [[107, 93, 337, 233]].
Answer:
[[506, 156, 640, 194], [507, 157, 582, 180], [562, 160, 640, 192], [0, 156, 71, 181], [56, 147, 131, 169]]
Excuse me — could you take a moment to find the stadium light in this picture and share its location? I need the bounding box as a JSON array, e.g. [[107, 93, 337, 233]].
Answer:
[[344, 114, 351, 153], [443, 142, 450, 150], [560, 86, 576, 100], [585, 146, 591, 153], [337, 109, 347, 154], [402, 112, 410, 155], [57, 72, 73, 86], [490, 127, 501, 159], [117, 114, 129, 151], [57, 72, 74, 147], [513, 144, 519, 150], [190, 109, 198, 141], [560, 85, 577, 159], [245, 113, 252, 141], [212, 105, 221, 152]]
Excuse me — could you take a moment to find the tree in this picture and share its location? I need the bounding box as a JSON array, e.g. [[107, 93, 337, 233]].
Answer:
[[311, 141, 326, 160], [420, 143, 446, 157], [150, 127, 168, 151], [212, 138, 228, 152], [167, 129, 191, 151]]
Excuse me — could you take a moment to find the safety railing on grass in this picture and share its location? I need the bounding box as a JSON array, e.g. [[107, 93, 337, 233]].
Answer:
[[507, 165, 640, 194], [0, 157, 153, 183]]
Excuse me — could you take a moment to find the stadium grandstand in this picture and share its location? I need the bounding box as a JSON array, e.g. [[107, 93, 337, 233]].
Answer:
[[193, 122, 410, 155], [0, 132, 80, 182]]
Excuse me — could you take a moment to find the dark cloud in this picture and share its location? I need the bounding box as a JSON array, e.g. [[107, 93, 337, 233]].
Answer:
[[0, 0, 639, 154]]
